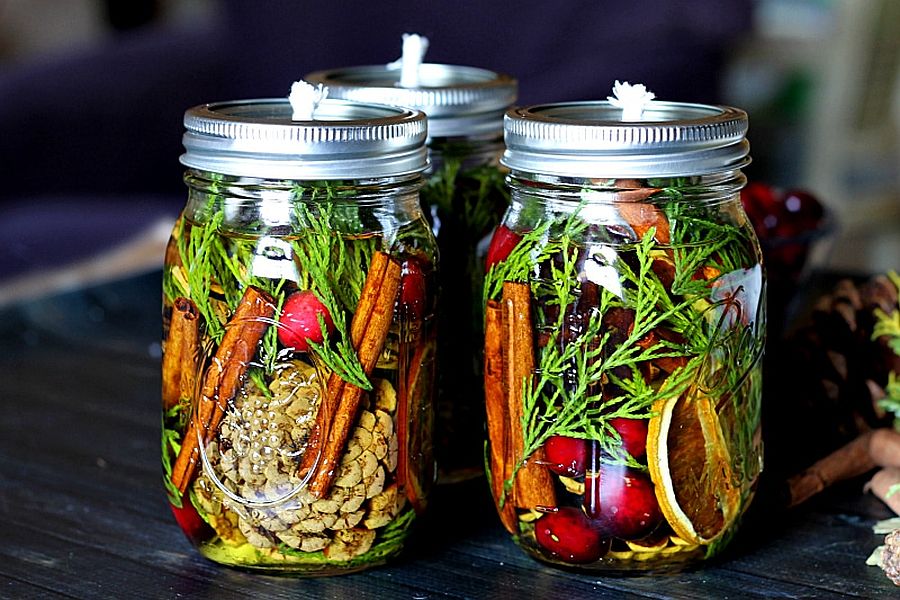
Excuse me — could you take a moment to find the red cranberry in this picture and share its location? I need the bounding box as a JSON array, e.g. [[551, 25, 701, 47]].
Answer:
[[543, 435, 589, 477], [277, 290, 335, 352], [609, 418, 647, 459], [399, 258, 428, 321], [485, 225, 522, 270], [776, 188, 824, 237], [584, 463, 662, 540], [534, 507, 609, 564], [170, 499, 213, 544], [740, 182, 782, 237]]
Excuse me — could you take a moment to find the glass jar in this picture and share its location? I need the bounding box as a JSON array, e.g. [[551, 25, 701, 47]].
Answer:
[[307, 64, 516, 481], [483, 101, 765, 572], [161, 99, 438, 574]]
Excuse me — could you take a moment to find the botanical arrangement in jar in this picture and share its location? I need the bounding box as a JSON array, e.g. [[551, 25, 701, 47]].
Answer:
[[483, 86, 766, 571], [161, 89, 437, 574], [307, 35, 516, 480]]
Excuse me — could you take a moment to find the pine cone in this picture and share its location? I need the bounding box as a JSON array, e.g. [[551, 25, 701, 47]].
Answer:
[[883, 529, 900, 585], [765, 275, 899, 476]]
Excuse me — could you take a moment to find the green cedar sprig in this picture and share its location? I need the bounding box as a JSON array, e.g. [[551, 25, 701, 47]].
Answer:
[[291, 201, 371, 391], [172, 210, 228, 344], [162, 404, 184, 507], [482, 204, 589, 307], [492, 182, 763, 499], [873, 272, 900, 423], [423, 148, 509, 240], [519, 231, 698, 467]]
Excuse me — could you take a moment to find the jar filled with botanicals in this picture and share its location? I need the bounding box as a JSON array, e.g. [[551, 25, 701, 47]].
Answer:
[[307, 34, 516, 481], [161, 83, 438, 574], [483, 83, 765, 572]]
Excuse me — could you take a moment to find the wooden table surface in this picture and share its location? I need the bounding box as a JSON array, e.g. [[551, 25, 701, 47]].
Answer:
[[0, 272, 896, 599]]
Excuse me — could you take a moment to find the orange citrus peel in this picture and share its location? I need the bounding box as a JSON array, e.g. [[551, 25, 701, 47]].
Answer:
[[647, 391, 740, 545]]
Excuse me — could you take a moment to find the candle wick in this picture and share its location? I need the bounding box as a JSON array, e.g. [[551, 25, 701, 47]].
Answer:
[[607, 80, 656, 122], [289, 80, 329, 121], [387, 33, 430, 88]]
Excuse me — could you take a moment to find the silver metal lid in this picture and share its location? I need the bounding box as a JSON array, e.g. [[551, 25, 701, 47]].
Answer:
[[305, 64, 516, 138], [502, 101, 750, 178], [180, 98, 428, 179]]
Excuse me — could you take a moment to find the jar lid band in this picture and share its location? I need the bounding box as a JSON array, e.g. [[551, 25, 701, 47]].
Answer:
[[501, 101, 750, 178], [180, 99, 428, 179], [305, 64, 516, 138]]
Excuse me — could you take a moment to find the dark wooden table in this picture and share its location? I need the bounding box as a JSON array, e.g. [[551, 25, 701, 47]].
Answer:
[[0, 272, 896, 599]]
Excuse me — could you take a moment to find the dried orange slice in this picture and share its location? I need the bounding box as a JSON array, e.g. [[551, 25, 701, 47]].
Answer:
[[646, 391, 740, 545]]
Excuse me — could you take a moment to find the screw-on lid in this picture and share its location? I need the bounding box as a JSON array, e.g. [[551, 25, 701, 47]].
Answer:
[[501, 101, 750, 178], [305, 64, 517, 138], [180, 98, 428, 179]]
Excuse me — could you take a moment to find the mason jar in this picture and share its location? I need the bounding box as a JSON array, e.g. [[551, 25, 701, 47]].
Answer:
[[161, 99, 437, 574], [307, 64, 516, 482], [483, 101, 765, 572]]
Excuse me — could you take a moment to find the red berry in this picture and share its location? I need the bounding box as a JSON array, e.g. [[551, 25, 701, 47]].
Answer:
[[775, 188, 824, 237], [584, 463, 662, 540], [534, 507, 609, 564], [740, 182, 782, 238], [399, 258, 428, 321], [170, 499, 212, 544], [277, 290, 335, 352], [543, 435, 589, 477], [609, 417, 647, 459], [485, 225, 522, 270]]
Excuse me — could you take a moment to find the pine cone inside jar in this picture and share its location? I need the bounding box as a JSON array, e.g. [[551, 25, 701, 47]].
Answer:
[[193, 359, 405, 559], [764, 275, 900, 476], [883, 529, 900, 585]]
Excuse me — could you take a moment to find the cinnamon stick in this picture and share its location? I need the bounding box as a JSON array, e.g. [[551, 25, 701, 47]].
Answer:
[[608, 178, 671, 244], [617, 200, 671, 244], [162, 297, 199, 411], [306, 252, 402, 498], [398, 333, 433, 512], [502, 281, 557, 509], [298, 251, 390, 479], [867, 467, 900, 515], [484, 299, 517, 533], [786, 430, 876, 507], [170, 286, 276, 495], [868, 428, 900, 468]]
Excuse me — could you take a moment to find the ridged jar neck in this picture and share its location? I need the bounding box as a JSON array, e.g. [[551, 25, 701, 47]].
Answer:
[[426, 132, 505, 173], [506, 170, 748, 209], [183, 170, 425, 231]]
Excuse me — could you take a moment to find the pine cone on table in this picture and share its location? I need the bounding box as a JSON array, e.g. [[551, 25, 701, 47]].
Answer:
[[883, 529, 900, 585], [765, 275, 900, 476]]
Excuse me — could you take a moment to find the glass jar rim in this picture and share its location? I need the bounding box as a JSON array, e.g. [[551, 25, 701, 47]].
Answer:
[[180, 98, 428, 179], [501, 101, 750, 178], [306, 63, 516, 138]]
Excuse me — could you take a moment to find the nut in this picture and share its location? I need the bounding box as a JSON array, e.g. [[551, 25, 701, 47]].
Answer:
[[373, 378, 397, 412]]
